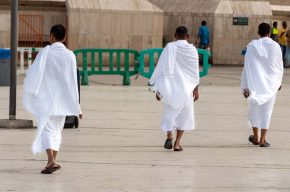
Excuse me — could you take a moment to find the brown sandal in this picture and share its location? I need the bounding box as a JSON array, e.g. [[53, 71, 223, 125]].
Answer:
[[41, 164, 61, 174]]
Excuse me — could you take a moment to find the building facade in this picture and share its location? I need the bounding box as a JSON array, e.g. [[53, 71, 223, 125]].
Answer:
[[0, 0, 290, 65]]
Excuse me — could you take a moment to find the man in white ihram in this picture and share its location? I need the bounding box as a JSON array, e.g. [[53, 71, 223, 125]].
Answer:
[[241, 23, 283, 147], [150, 26, 200, 151], [23, 24, 81, 173]]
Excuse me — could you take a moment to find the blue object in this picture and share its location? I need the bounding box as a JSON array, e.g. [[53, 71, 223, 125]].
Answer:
[[241, 48, 247, 56], [198, 26, 209, 46], [0, 49, 10, 59]]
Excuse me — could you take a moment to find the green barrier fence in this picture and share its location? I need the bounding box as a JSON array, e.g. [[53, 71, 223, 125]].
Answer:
[[75, 48, 211, 85], [74, 49, 139, 85]]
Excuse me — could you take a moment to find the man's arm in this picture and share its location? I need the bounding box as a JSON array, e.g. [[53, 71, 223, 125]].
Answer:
[[193, 85, 199, 102], [241, 69, 249, 99], [243, 89, 250, 98], [241, 47, 250, 99], [155, 91, 162, 101], [279, 29, 286, 37], [71, 52, 82, 118]]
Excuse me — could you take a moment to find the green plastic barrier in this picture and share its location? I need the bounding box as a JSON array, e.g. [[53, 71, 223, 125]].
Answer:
[[76, 48, 211, 86], [138, 48, 211, 79], [138, 48, 163, 79], [74, 49, 139, 86]]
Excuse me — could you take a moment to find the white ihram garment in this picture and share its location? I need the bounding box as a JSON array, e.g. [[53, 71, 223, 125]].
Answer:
[[149, 40, 199, 132], [241, 37, 283, 129], [23, 42, 80, 154]]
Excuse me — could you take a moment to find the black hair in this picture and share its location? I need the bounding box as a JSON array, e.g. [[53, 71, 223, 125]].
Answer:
[[50, 24, 66, 41], [258, 23, 270, 37], [201, 20, 207, 26], [175, 26, 188, 39], [273, 21, 278, 28], [282, 21, 287, 28]]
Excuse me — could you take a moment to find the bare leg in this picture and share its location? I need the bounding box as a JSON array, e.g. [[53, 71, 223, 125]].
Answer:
[[174, 130, 184, 149], [41, 149, 61, 174], [53, 150, 61, 168], [53, 150, 58, 161], [260, 129, 267, 144], [167, 131, 173, 139], [252, 127, 259, 143], [46, 149, 55, 167]]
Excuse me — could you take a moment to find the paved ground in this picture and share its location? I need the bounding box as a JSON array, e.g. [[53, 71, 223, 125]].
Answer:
[[1, 66, 290, 192]]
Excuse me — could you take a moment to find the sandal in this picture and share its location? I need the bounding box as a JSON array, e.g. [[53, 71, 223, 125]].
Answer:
[[260, 141, 270, 147], [174, 146, 183, 151], [248, 135, 260, 145], [164, 138, 173, 149], [55, 164, 61, 169], [41, 164, 61, 174]]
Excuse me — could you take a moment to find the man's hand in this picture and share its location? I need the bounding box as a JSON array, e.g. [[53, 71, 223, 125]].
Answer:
[[156, 92, 162, 101], [243, 89, 250, 98], [79, 113, 83, 119], [193, 86, 199, 102]]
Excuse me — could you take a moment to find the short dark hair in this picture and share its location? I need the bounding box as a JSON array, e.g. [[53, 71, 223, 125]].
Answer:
[[282, 21, 287, 28], [50, 24, 66, 41], [258, 23, 270, 37], [273, 21, 278, 28], [175, 26, 188, 39], [201, 20, 207, 26]]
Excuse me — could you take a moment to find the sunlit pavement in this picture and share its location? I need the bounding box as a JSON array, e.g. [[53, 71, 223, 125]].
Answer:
[[1, 66, 290, 192]]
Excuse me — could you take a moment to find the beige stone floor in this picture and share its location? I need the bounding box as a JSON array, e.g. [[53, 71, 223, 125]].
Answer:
[[1, 66, 290, 192]]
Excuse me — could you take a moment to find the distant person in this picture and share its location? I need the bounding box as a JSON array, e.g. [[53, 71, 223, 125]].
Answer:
[[149, 26, 199, 151], [23, 24, 81, 174], [270, 21, 279, 42], [196, 20, 209, 49], [241, 23, 283, 147], [279, 21, 288, 63]]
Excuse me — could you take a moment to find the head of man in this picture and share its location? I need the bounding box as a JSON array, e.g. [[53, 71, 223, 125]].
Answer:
[[174, 26, 189, 40], [50, 24, 66, 44], [258, 23, 270, 38], [273, 21, 278, 28], [282, 21, 287, 29], [201, 20, 207, 26]]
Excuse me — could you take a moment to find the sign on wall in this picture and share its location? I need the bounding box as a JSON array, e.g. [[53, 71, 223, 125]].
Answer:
[[233, 17, 249, 25]]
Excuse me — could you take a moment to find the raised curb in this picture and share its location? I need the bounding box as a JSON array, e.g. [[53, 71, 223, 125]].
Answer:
[[0, 119, 33, 129]]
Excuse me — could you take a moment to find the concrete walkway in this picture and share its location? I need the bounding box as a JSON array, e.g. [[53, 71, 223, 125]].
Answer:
[[1, 67, 290, 192]]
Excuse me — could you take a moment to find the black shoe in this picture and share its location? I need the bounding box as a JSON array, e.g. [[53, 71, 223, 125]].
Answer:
[[248, 135, 260, 145], [164, 138, 173, 149], [260, 141, 270, 147]]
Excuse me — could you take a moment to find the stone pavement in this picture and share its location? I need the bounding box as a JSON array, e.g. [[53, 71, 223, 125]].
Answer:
[[1, 67, 290, 192]]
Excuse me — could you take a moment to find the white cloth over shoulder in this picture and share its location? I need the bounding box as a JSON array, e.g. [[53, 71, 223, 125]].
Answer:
[[149, 40, 200, 109], [23, 42, 81, 154], [241, 37, 283, 105]]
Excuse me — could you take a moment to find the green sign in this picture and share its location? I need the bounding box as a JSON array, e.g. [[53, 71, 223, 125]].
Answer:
[[233, 17, 248, 25]]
